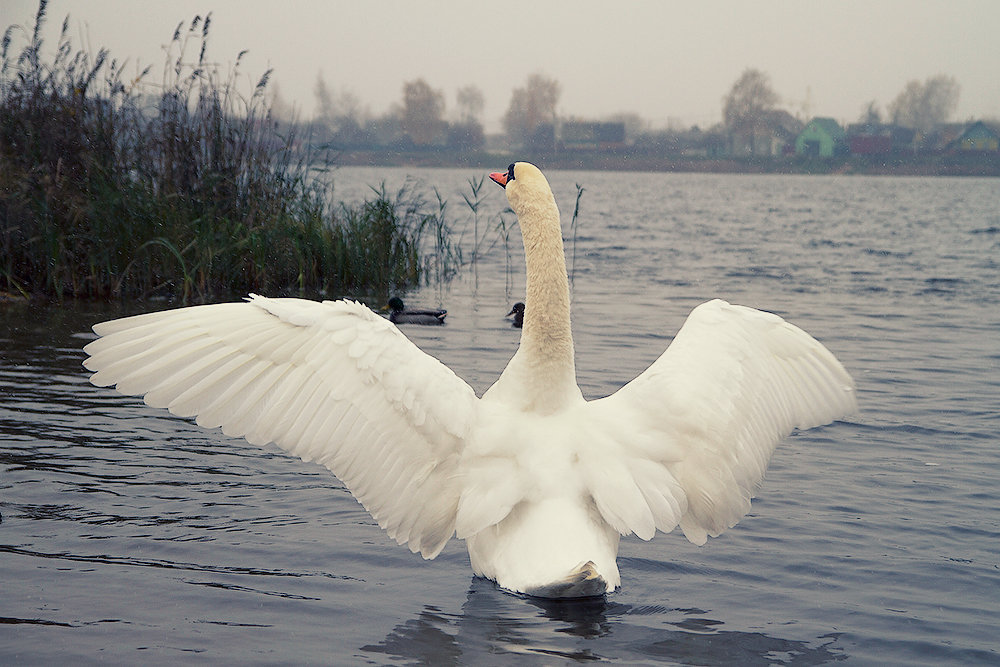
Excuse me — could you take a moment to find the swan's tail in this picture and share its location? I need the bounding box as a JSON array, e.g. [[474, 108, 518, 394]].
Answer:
[[525, 561, 609, 598]]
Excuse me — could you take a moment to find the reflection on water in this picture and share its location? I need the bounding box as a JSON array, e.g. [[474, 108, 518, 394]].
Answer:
[[365, 579, 847, 665]]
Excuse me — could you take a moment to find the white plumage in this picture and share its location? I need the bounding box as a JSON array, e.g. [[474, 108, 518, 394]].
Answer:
[[83, 162, 856, 598]]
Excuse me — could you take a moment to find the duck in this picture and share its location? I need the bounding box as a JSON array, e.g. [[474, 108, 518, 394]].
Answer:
[[386, 296, 446, 325], [507, 302, 524, 328], [82, 161, 856, 598]]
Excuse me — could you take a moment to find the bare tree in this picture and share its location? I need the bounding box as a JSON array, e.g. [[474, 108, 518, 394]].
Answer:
[[313, 72, 366, 142], [722, 68, 780, 155], [269, 82, 293, 121], [314, 72, 336, 126], [859, 100, 882, 125], [400, 78, 445, 145], [450, 85, 485, 150], [336, 90, 364, 126], [723, 68, 780, 132], [888, 75, 960, 132], [502, 73, 560, 145], [456, 85, 484, 125]]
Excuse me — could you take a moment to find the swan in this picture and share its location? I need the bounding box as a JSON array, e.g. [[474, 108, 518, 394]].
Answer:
[[385, 296, 447, 325], [83, 161, 856, 598], [507, 302, 525, 328]]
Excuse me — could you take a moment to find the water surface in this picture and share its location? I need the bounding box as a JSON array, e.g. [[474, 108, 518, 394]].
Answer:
[[2, 170, 999, 664]]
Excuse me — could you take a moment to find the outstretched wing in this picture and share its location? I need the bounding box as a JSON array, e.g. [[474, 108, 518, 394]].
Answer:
[[585, 299, 857, 545], [84, 295, 478, 558]]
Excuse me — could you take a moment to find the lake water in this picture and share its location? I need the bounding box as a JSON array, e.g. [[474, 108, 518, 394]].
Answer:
[[2, 168, 999, 665]]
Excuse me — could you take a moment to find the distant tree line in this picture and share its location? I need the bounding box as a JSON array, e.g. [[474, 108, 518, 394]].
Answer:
[[722, 68, 961, 135], [298, 65, 977, 158], [306, 74, 486, 151]]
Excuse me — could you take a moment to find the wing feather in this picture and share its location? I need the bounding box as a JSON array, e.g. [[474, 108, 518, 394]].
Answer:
[[587, 299, 856, 544], [83, 295, 478, 558]]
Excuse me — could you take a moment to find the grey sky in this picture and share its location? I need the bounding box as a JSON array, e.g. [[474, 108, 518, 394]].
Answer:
[[5, 0, 999, 132]]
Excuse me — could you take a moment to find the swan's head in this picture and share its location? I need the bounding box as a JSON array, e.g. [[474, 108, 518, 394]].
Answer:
[[489, 162, 556, 219], [489, 162, 517, 189]]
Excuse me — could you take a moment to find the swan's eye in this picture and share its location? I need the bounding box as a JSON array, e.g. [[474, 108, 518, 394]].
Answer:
[[507, 163, 515, 182]]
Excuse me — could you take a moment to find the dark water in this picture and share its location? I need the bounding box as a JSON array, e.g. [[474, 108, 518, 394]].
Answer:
[[2, 169, 999, 665]]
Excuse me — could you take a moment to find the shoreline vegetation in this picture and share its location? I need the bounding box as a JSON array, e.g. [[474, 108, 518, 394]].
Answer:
[[1, 3, 471, 303], [2, 4, 996, 304]]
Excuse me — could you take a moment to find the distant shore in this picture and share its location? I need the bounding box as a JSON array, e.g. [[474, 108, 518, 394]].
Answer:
[[327, 149, 1000, 177]]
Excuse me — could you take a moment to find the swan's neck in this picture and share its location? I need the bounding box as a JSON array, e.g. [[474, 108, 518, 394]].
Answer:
[[515, 193, 579, 410]]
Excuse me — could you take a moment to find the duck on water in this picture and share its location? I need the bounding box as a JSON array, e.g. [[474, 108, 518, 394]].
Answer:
[[507, 302, 525, 328], [83, 162, 856, 598], [385, 296, 446, 325]]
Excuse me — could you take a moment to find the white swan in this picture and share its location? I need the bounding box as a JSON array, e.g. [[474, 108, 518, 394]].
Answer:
[[83, 162, 856, 598]]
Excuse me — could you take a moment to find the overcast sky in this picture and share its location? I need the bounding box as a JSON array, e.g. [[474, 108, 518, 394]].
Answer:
[[5, 0, 999, 132]]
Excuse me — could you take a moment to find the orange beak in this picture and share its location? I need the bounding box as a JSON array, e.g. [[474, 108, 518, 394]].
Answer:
[[489, 171, 508, 188]]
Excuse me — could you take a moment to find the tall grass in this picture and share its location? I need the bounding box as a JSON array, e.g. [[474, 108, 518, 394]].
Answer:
[[0, 1, 456, 302], [460, 175, 486, 289], [568, 183, 585, 291]]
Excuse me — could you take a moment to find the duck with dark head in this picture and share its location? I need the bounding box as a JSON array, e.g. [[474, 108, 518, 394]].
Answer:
[[386, 296, 446, 325], [507, 302, 524, 328]]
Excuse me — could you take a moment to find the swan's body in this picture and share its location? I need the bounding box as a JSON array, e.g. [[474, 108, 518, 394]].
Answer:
[[386, 296, 446, 325], [83, 162, 856, 598]]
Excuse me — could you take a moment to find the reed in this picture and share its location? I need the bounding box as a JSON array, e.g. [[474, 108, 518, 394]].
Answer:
[[0, 2, 457, 302], [493, 210, 516, 303], [569, 183, 585, 291], [422, 186, 461, 304], [460, 175, 486, 289]]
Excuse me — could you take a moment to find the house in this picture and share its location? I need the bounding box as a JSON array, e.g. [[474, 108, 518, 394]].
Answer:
[[795, 118, 847, 157], [846, 123, 917, 155], [921, 123, 967, 153], [953, 121, 999, 152], [847, 123, 892, 155], [728, 109, 802, 157], [558, 121, 626, 151], [526, 122, 556, 153]]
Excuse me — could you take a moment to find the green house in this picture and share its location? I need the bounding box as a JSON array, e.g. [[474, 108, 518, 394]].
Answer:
[[955, 121, 999, 151], [795, 117, 847, 157]]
